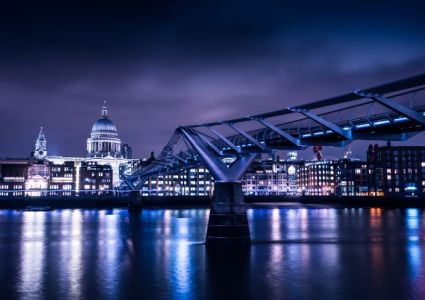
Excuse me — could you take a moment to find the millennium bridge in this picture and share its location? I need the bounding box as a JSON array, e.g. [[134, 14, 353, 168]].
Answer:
[[124, 73, 425, 245]]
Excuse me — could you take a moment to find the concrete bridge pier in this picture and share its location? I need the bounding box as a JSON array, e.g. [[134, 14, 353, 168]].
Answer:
[[179, 127, 257, 246], [206, 182, 250, 245], [179, 128, 257, 245], [128, 191, 143, 211]]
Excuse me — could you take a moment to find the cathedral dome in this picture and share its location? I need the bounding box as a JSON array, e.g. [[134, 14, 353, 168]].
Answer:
[[87, 102, 122, 158], [91, 116, 117, 134]]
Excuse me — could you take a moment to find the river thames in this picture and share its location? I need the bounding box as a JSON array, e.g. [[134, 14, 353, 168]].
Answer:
[[0, 206, 424, 299]]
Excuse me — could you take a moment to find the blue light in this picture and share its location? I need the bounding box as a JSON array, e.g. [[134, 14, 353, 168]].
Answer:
[[394, 117, 408, 122], [373, 120, 390, 126], [406, 184, 417, 191], [407, 208, 419, 217]]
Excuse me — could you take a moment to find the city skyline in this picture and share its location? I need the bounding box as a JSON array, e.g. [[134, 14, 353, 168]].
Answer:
[[1, 1, 425, 158], [2, 100, 423, 161]]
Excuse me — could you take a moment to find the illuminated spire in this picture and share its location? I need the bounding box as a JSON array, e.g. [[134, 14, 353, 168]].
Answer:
[[101, 101, 108, 117], [35, 126, 47, 159]]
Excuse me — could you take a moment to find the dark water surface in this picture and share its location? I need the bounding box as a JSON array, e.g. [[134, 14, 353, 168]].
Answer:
[[0, 206, 424, 299]]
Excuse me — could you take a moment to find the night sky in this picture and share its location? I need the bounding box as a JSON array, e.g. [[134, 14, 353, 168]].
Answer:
[[1, 1, 425, 159]]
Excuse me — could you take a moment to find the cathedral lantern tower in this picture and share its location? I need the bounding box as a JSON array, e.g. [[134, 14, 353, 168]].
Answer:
[[87, 101, 122, 158], [34, 126, 47, 159]]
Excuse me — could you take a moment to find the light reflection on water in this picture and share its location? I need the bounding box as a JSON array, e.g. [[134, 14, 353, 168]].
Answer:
[[19, 212, 46, 299], [0, 207, 423, 299]]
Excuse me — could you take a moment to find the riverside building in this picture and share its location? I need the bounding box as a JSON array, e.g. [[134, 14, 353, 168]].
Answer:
[[0, 102, 135, 196], [335, 159, 369, 196], [242, 154, 300, 196], [298, 160, 338, 196], [140, 167, 214, 196], [368, 144, 425, 197]]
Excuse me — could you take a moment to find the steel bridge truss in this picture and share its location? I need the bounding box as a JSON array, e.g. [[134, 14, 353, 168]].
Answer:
[[124, 73, 425, 190]]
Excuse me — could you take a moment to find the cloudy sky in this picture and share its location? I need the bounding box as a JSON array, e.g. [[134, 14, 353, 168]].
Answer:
[[0, 1, 424, 159]]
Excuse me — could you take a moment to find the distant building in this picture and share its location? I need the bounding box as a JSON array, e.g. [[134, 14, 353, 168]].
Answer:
[[34, 127, 47, 160], [25, 161, 50, 196], [366, 144, 384, 196], [87, 102, 122, 158], [48, 161, 75, 196], [141, 167, 214, 196], [298, 160, 337, 196], [0, 159, 28, 196], [368, 145, 425, 197], [335, 159, 368, 196], [242, 156, 300, 196], [46, 102, 136, 189], [0, 102, 136, 197], [78, 161, 113, 195], [121, 143, 133, 159]]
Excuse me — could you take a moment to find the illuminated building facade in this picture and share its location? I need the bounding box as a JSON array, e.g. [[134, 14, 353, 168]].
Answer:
[[370, 145, 425, 197], [48, 161, 75, 196], [298, 160, 337, 196], [78, 162, 113, 194], [335, 159, 368, 196], [87, 102, 122, 158], [0, 159, 27, 197], [45, 102, 134, 191], [141, 167, 214, 196], [0, 102, 135, 197], [34, 127, 47, 160], [242, 156, 300, 196], [366, 144, 384, 196], [25, 161, 50, 196]]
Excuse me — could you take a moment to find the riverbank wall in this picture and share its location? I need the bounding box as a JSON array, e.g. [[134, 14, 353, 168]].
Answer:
[[0, 195, 424, 209]]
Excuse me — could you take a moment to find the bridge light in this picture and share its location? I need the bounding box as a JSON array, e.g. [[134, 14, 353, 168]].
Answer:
[[394, 117, 408, 122], [373, 120, 391, 126], [356, 123, 370, 128]]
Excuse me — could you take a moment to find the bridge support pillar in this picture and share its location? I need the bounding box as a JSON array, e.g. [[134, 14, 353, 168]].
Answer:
[[206, 182, 250, 246], [128, 191, 143, 211]]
